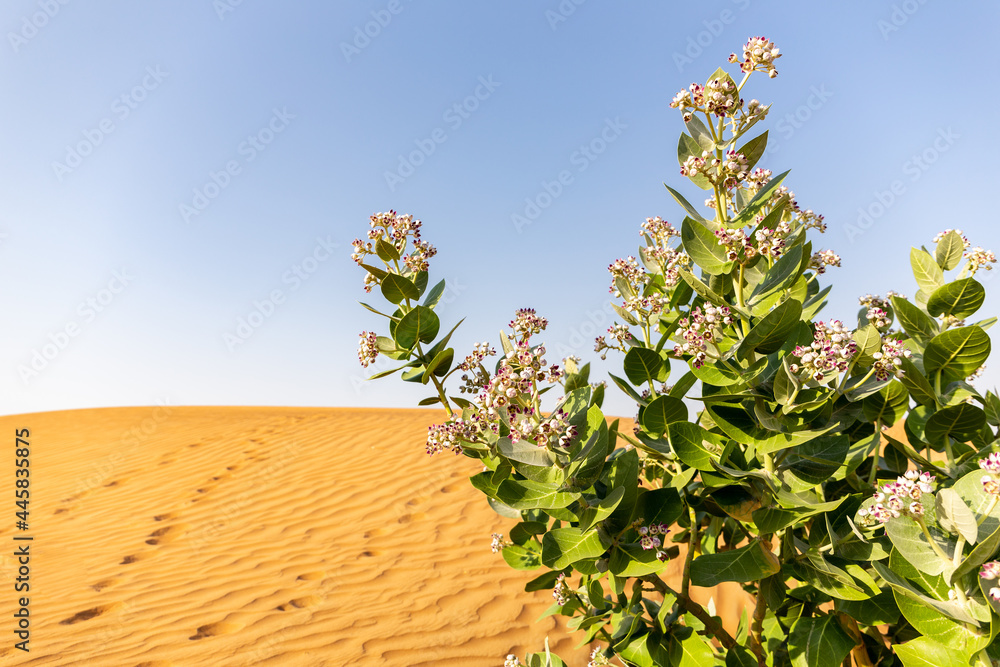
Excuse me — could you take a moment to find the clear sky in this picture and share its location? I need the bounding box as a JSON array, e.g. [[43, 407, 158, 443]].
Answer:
[[2, 1, 998, 418]]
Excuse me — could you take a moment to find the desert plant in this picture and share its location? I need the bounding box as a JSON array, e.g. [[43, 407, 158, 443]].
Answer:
[[352, 37, 1000, 667]]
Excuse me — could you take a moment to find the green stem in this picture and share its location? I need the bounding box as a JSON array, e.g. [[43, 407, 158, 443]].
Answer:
[[953, 535, 967, 571], [681, 506, 698, 598], [917, 517, 951, 563], [979, 496, 1000, 527]]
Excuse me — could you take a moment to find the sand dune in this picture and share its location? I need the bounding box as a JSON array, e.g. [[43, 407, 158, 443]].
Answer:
[[0, 407, 751, 666]]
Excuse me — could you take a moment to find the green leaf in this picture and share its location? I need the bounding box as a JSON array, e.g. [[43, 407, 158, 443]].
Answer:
[[883, 501, 957, 576], [898, 356, 937, 406], [664, 183, 708, 222], [725, 645, 758, 667], [891, 295, 938, 344], [936, 230, 967, 270], [732, 169, 790, 227], [737, 131, 768, 171], [737, 299, 802, 359], [380, 273, 421, 304], [925, 403, 987, 445], [935, 487, 979, 545], [374, 237, 400, 262], [780, 435, 849, 489], [895, 637, 969, 667], [787, 615, 854, 667], [421, 348, 453, 383], [502, 544, 541, 570], [623, 347, 666, 386], [667, 421, 725, 471], [681, 217, 731, 275], [394, 305, 440, 349], [927, 278, 986, 319], [495, 479, 580, 510], [677, 133, 711, 190], [422, 279, 446, 308], [748, 244, 803, 306], [690, 540, 780, 586], [834, 590, 900, 625], [873, 560, 979, 626], [678, 268, 728, 308], [862, 381, 909, 426], [498, 437, 555, 468], [708, 404, 836, 455], [541, 528, 609, 569], [924, 326, 991, 384], [566, 407, 609, 488], [684, 113, 716, 152], [911, 247, 945, 293], [640, 395, 688, 435], [852, 324, 882, 364]]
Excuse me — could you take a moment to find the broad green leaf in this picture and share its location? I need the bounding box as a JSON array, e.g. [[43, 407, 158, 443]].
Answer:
[[927, 278, 986, 319], [748, 244, 804, 307], [936, 230, 967, 271], [787, 615, 854, 667], [577, 486, 625, 532], [898, 356, 937, 406], [737, 298, 802, 359], [852, 324, 882, 363], [681, 217, 731, 275], [677, 133, 711, 190], [422, 279, 446, 308], [834, 590, 900, 625], [708, 404, 836, 455], [678, 268, 728, 308], [498, 436, 556, 468], [616, 632, 655, 667], [541, 527, 609, 569], [566, 407, 609, 488], [623, 347, 667, 386], [911, 247, 945, 293], [737, 130, 768, 171], [725, 645, 757, 667], [925, 403, 987, 445], [421, 348, 453, 383], [394, 305, 440, 349], [985, 391, 1000, 426], [673, 632, 714, 667], [791, 559, 870, 601], [862, 381, 910, 426], [684, 113, 716, 152], [664, 183, 708, 222], [609, 543, 670, 577], [780, 434, 848, 489], [374, 237, 400, 262], [935, 487, 978, 545], [667, 421, 725, 471], [895, 637, 970, 667], [641, 395, 688, 435], [495, 479, 580, 510], [502, 544, 541, 570], [523, 570, 561, 592], [380, 273, 421, 304], [891, 295, 938, 344], [883, 501, 957, 576], [873, 560, 980, 626], [690, 540, 780, 586], [924, 326, 991, 384]]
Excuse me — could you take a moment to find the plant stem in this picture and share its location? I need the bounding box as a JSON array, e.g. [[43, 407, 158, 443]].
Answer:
[[916, 517, 951, 563], [642, 575, 738, 650], [681, 506, 698, 598], [979, 496, 1000, 527], [750, 585, 768, 667]]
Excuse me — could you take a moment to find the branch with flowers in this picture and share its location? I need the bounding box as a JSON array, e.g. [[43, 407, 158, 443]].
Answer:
[[353, 37, 1000, 667]]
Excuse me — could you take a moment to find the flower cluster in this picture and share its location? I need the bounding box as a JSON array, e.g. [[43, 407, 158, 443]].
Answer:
[[808, 249, 841, 274], [981, 561, 1000, 601], [551, 572, 570, 605], [871, 338, 911, 381], [594, 323, 633, 360], [965, 247, 997, 274], [865, 307, 890, 329], [858, 470, 934, 525], [680, 150, 749, 189], [588, 648, 612, 667], [969, 365, 987, 383], [705, 77, 740, 117], [640, 217, 690, 285], [459, 342, 496, 371], [755, 226, 788, 259], [352, 211, 435, 292], [980, 453, 1000, 495], [490, 532, 510, 554], [509, 308, 548, 339], [357, 331, 379, 367], [426, 417, 491, 456], [641, 216, 680, 241], [729, 36, 781, 77], [673, 305, 733, 369], [789, 320, 857, 383], [636, 522, 671, 561], [504, 655, 522, 667], [669, 82, 705, 113]]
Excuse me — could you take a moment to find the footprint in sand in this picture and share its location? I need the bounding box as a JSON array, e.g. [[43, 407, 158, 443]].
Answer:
[[276, 595, 320, 611], [362, 528, 387, 539], [153, 512, 177, 522], [91, 577, 122, 592], [121, 551, 153, 565], [190, 621, 242, 640], [145, 523, 190, 545], [60, 602, 125, 625]]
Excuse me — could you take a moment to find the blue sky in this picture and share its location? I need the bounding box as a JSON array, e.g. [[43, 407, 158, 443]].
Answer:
[[2, 1, 998, 418]]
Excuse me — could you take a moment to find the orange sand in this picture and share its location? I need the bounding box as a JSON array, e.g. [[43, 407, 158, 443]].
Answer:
[[0, 407, 752, 666]]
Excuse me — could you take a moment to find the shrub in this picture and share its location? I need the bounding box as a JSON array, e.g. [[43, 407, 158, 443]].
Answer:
[[353, 37, 1000, 667]]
